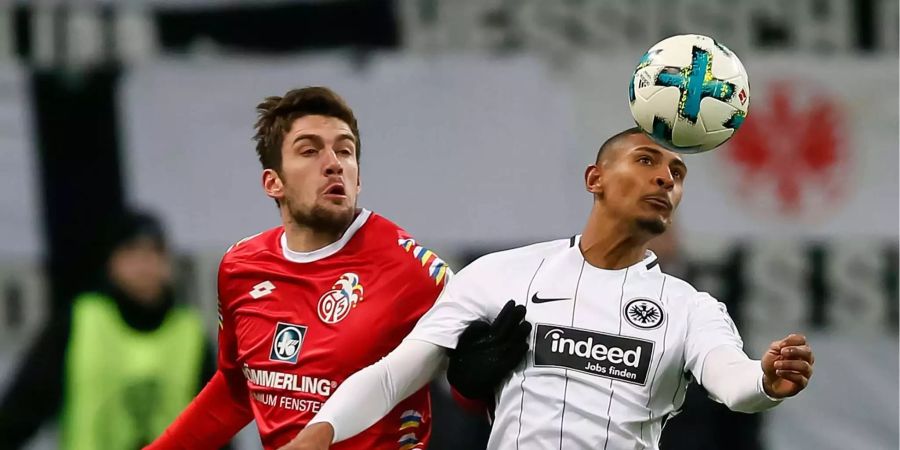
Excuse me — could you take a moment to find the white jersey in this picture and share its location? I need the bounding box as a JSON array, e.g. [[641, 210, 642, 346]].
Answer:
[[407, 235, 744, 450]]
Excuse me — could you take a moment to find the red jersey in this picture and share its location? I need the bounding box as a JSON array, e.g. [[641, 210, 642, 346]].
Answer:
[[217, 210, 449, 449]]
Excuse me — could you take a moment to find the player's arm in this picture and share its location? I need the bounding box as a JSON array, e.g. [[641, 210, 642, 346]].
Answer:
[[145, 263, 254, 450], [291, 301, 529, 448], [285, 339, 446, 447], [380, 240, 528, 406], [280, 258, 524, 450], [685, 293, 814, 413], [700, 334, 814, 413], [147, 370, 253, 450]]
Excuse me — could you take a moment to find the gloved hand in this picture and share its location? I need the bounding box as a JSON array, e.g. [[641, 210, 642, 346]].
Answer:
[[446, 300, 532, 402]]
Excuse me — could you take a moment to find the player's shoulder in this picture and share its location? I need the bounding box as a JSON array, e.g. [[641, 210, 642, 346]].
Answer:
[[659, 272, 698, 295], [466, 237, 573, 274], [656, 271, 718, 307], [221, 226, 282, 265], [216, 227, 282, 308], [361, 211, 410, 241], [369, 212, 453, 287]]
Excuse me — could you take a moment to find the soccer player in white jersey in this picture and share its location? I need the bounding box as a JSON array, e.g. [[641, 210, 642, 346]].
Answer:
[[281, 128, 815, 450]]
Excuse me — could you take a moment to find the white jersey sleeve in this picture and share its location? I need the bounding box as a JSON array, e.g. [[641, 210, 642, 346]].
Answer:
[[405, 240, 562, 350], [405, 255, 505, 349], [700, 346, 782, 413], [308, 340, 447, 443], [683, 292, 744, 382]]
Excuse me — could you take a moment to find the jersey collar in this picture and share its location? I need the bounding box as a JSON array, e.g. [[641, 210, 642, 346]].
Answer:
[[572, 234, 660, 273], [280, 209, 372, 263]]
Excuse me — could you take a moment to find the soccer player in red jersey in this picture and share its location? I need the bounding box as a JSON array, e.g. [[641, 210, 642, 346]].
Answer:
[[146, 87, 451, 450]]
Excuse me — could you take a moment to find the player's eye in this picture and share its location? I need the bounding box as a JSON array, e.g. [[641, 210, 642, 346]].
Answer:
[[638, 156, 653, 165], [336, 148, 354, 157], [300, 147, 317, 155], [672, 169, 684, 180]]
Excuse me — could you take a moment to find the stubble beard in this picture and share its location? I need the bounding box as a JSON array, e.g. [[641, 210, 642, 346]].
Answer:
[[286, 197, 356, 235], [636, 216, 668, 235]]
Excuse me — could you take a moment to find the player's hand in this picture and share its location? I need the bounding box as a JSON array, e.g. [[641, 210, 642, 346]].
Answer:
[[447, 300, 532, 402], [760, 333, 814, 399], [278, 422, 334, 450]]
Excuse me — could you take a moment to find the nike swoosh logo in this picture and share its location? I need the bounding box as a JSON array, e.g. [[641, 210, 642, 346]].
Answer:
[[531, 293, 571, 304]]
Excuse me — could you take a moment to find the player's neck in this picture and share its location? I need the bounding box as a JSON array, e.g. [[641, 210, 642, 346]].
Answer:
[[283, 226, 343, 253], [281, 212, 356, 253], [580, 209, 650, 270]]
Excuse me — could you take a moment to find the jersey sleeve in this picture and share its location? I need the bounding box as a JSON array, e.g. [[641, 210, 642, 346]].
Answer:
[[698, 346, 781, 412], [216, 258, 243, 375], [405, 255, 504, 350], [213, 253, 258, 409], [309, 340, 447, 443], [146, 255, 254, 449], [391, 236, 454, 330], [683, 292, 745, 381]]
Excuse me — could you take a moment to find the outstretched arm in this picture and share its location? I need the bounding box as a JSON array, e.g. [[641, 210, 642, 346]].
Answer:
[[699, 345, 780, 413], [283, 300, 532, 450], [282, 339, 447, 448], [283, 256, 529, 450], [685, 292, 814, 413], [146, 257, 255, 449], [701, 333, 814, 413], [145, 369, 253, 450]]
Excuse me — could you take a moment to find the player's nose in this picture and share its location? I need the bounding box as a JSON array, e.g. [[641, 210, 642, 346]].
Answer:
[[323, 148, 343, 176], [653, 169, 675, 190]]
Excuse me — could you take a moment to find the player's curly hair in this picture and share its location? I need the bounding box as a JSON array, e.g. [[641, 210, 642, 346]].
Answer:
[[253, 86, 361, 172]]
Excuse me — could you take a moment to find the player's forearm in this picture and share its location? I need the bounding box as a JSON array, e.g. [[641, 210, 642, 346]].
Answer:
[[308, 339, 447, 443], [146, 370, 253, 450], [700, 345, 782, 413]]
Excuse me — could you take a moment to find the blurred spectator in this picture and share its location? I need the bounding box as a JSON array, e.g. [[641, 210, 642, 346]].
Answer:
[[0, 210, 218, 450], [650, 228, 763, 450]]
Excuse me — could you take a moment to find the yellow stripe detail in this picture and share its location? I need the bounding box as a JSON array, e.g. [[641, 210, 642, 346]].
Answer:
[[419, 250, 434, 266], [435, 265, 448, 285]]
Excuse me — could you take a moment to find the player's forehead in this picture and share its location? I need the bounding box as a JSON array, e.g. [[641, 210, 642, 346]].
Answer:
[[287, 114, 354, 141], [615, 133, 685, 166]]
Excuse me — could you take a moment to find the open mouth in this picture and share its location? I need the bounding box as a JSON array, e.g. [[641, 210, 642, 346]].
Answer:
[[323, 184, 347, 197]]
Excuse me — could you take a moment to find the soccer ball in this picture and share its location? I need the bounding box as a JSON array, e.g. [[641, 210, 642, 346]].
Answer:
[[628, 34, 750, 154]]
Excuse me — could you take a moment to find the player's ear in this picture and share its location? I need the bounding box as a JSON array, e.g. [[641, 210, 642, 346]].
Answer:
[[262, 168, 285, 201], [585, 164, 603, 195]]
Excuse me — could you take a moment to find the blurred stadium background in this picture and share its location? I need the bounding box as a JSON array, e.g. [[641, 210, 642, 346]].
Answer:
[[0, 0, 897, 449]]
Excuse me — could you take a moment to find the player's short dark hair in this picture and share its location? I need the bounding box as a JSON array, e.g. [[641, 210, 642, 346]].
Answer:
[[595, 127, 645, 164], [253, 86, 361, 172]]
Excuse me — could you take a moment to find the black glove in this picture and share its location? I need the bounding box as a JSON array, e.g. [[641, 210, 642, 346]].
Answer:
[[447, 300, 532, 402]]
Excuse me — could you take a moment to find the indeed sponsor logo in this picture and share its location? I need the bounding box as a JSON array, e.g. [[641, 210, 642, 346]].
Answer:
[[243, 365, 336, 397], [548, 331, 643, 367], [534, 324, 654, 385]]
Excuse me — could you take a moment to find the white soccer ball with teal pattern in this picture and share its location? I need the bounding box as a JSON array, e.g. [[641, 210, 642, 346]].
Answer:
[[629, 34, 750, 154]]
